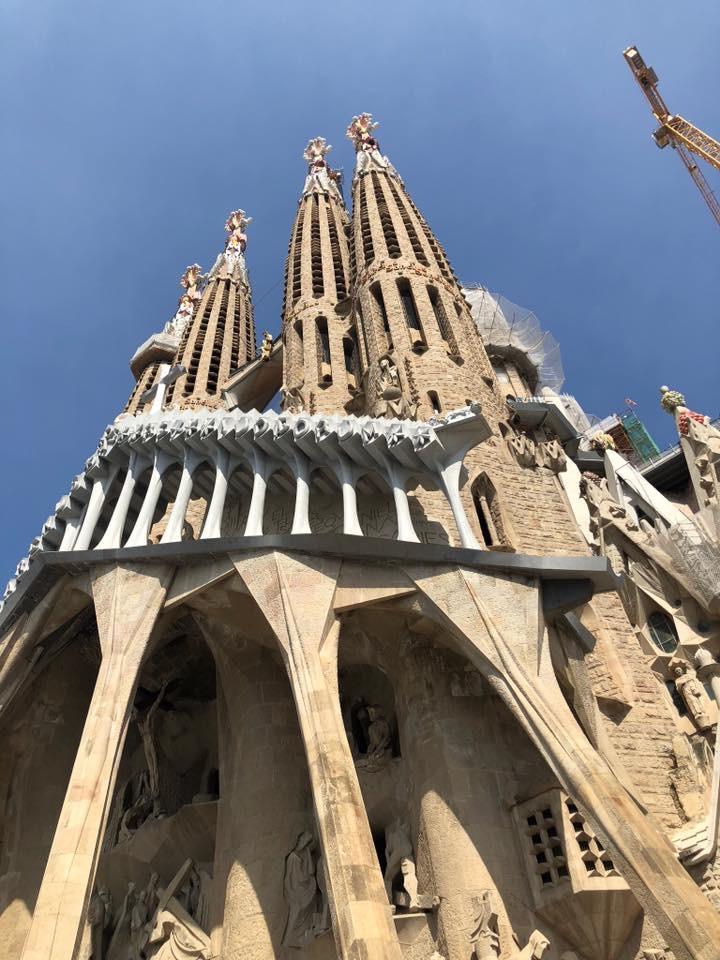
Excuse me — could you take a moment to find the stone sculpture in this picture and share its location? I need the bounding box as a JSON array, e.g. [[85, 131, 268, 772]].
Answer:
[[106, 881, 136, 960], [282, 831, 318, 948], [375, 358, 412, 419], [470, 891, 499, 960], [260, 330, 273, 360], [346, 112, 398, 176], [145, 902, 211, 959], [302, 136, 343, 200], [356, 704, 392, 770], [510, 930, 550, 960], [281, 383, 305, 415], [383, 819, 414, 901], [117, 771, 153, 844], [133, 682, 168, 817], [86, 885, 113, 960], [671, 659, 714, 731]]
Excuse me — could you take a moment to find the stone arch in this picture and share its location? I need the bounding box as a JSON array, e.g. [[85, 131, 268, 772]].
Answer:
[[470, 471, 514, 549], [356, 470, 397, 539], [309, 465, 343, 535]]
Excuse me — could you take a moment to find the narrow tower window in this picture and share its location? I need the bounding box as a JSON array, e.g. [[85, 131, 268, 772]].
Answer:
[[326, 207, 347, 300], [471, 474, 510, 548], [397, 280, 426, 352], [358, 178, 375, 266], [292, 204, 305, 304], [371, 172, 401, 258], [428, 286, 459, 356], [343, 330, 359, 390], [311, 197, 324, 299], [428, 391, 442, 414], [647, 611, 679, 653], [315, 316, 332, 384], [371, 283, 392, 351]]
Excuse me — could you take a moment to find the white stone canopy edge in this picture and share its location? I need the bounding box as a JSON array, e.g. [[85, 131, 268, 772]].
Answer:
[[1, 402, 491, 611]]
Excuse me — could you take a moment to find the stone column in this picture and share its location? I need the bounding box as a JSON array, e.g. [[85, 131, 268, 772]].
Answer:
[[20, 562, 173, 960], [406, 562, 720, 960], [397, 642, 517, 960], [234, 551, 403, 960], [194, 615, 312, 960]]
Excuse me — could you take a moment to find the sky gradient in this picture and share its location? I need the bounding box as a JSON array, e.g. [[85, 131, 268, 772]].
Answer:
[[2, 0, 719, 582]]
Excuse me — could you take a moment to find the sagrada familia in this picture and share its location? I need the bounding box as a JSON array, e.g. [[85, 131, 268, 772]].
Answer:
[[2, 113, 720, 960]]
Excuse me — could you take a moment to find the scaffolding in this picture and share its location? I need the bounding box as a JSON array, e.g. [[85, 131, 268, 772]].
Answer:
[[463, 285, 565, 392]]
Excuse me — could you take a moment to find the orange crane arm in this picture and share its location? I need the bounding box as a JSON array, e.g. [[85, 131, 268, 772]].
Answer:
[[623, 46, 720, 225]]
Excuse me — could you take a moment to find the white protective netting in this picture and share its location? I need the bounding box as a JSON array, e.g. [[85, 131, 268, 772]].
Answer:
[[462, 284, 565, 393]]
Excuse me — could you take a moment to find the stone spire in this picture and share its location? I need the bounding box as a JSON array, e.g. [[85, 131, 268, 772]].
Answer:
[[165, 211, 257, 410], [124, 264, 206, 416], [346, 113, 496, 421], [281, 138, 356, 415]]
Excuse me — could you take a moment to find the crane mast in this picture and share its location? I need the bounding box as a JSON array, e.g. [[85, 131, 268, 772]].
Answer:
[[623, 45, 720, 226]]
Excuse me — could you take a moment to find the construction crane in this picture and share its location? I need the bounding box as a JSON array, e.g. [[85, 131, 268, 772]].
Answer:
[[623, 45, 720, 226]]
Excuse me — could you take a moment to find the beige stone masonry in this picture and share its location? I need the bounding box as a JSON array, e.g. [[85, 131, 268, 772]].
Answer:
[[233, 550, 403, 960], [20, 562, 173, 960], [402, 562, 720, 960]]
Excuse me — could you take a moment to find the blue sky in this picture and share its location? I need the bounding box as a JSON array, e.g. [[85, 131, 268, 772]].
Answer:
[[1, 0, 719, 581]]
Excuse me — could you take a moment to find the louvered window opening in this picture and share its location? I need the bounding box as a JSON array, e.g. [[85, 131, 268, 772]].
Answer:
[[406, 195, 452, 281], [292, 204, 305, 305], [387, 179, 428, 264], [326, 207, 347, 300], [316, 316, 332, 384], [428, 286, 459, 355], [311, 197, 324, 299], [398, 280, 425, 350], [206, 281, 230, 395], [182, 295, 214, 396], [371, 283, 392, 351], [229, 286, 241, 371], [358, 179, 375, 266], [371, 172, 401, 259]]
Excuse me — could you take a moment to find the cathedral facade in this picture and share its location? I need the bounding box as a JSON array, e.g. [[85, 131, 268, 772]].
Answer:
[[1, 114, 720, 960]]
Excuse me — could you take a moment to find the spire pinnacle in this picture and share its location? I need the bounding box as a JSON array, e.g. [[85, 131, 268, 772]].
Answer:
[[346, 113, 399, 178], [164, 263, 205, 338], [209, 209, 252, 282], [302, 137, 344, 201]]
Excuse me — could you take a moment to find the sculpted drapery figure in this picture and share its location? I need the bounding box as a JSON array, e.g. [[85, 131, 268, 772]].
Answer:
[[375, 358, 413, 420], [282, 831, 318, 948], [133, 682, 168, 817], [510, 931, 550, 960], [671, 659, 714, 730], [470, 891, 500, 960], [383, 819, 414, 901], [356, 704, 392, 770], [86, 885, 113, 959]]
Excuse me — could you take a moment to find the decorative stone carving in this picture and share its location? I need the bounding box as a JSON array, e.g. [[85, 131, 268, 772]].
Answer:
[[509, 931, 550, 960], [374, 357, 414, 420], [346, 112, 399, 178], [145, 902, 211, 959], [302, 136, 344, 201], [260, 330, 273, 361], [383, 819, 414, 901], [164, 265, 205, 339], [590, 431, 616, 453], [539, 438, 566, 473], [670, 658, 714, 731], [117, 770, 153, 844], [507, 432, 538, 468], [282, 831, 319, 948], [280, 382, 305, 414], [218, 209, 252, 279], [86, 885, 113, 959], [356, 704, 392, 770], [470, 891, 499, 959], [133, 681, 168, 816]]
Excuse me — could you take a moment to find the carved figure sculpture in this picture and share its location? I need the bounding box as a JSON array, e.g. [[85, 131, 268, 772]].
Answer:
[[313, 854, 331, 936], [671, 659, 714, 730], [133, 682, 167, 816], [383, 819, 414, 901], [260, 331, 273, 360], [282, 831, 318, 948], [375, 358, 412, 419], [281, 383, 305, 415], [128, 889, 149, 960], [145, 901, 211, 960], [470, 891, 499, 960], [510, 930, 550, 960], [399, 857, 419, 908], [87, 885, 113, 959], [106, 882, 136, 960], [117, 771, 153, 844]]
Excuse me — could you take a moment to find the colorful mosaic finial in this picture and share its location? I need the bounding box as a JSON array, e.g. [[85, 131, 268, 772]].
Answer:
[[660, 385, 686, 414], [346, 113, 380, 151], [591, 432, 616, 453]]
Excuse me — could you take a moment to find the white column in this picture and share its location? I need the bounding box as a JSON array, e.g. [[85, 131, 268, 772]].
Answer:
[[336, 458, 363, 536], [439, 458, 480, 549], [161, 451, 201, 544], [125, 452, 174, 548], [73, 468, 119, 551], [201, 450, 232, 540], [58, 514, 83, 552], [386, 464, 420, 543], [244, 451, 269, 537], [96, 455, 144, 549], [291, 453, 312, 535]]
